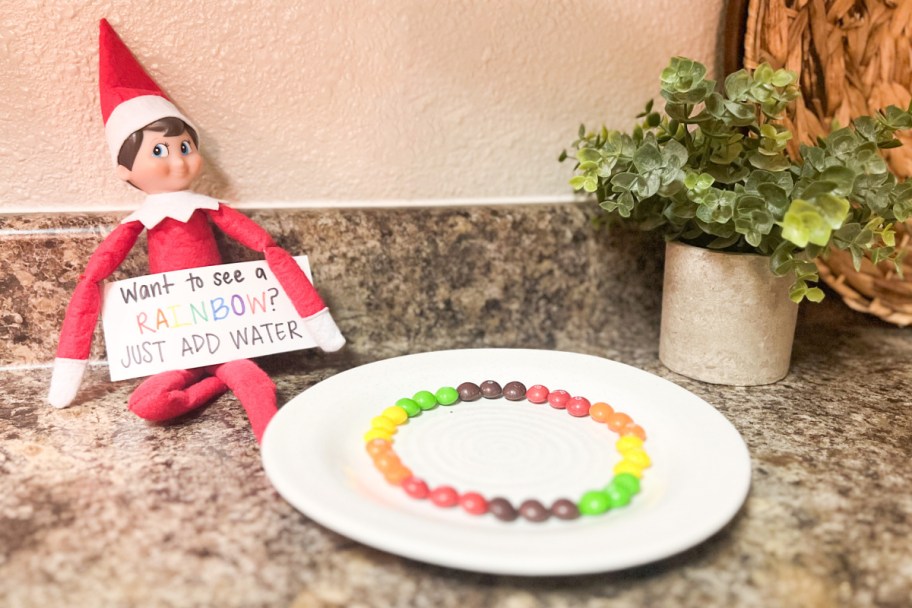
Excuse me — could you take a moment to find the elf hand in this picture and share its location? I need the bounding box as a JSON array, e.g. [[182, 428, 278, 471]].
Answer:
[[48, 358, 89, 408], [303, 308, 346, 352]]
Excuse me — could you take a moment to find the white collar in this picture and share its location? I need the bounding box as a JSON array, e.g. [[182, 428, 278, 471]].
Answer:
[[121, 191, 221, 229]]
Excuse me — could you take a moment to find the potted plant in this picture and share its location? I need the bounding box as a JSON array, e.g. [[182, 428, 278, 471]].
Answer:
[[562, 57, 912, 385]]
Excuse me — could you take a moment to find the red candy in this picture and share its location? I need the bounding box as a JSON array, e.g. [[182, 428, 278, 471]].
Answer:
[[429, 486, 459, 507], [548, 390, 570, 409], [402, 476, 430, 499], [566, 396, 591, 417], [526, 384, 550, 404], [459, 492, 488, 515]]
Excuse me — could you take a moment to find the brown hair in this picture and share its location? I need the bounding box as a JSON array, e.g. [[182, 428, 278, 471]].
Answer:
[[117, 117, 199, 169]]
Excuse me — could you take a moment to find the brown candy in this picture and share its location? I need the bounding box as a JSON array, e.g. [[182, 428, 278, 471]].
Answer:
[[480, 380, 503, 399], [457, 382, 482, 402], [518, 499, 550, 522], [488, 497, 518, 522], [502, 381, 527, 401], [550, 498, 580, 520]]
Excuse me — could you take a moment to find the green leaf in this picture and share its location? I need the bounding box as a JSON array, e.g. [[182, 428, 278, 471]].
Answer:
[[710, 140, 743, 164], [611, 172, 639, 190], [723, 100, 757, 125], [770, 69, 796, 87], [643, 173, 662, 197], [724, 70, 751, 99], [757, 183, 789, 214], [597, 156, 619, 178], [753, 63, 775, 84], [577, 148, 601, 163], [707, 234, 742, 249], [850, 245, 864, 270], [853, 116, 879, 142], [879, 139, 903, 149], [569, 175, 588, 191], [664, 199, 697, 220], [662, 138, 689, 169], [805, 287, 825, 302], [771, 241, 796, 274], [780, 195, 850, 247], [828, 128, 860, 158], [815, 193, 852, 228], [748, 151, 791, 171], [878, 105, 912, 130], [818, 166, 856, 196], [664, 102, 691, 122], [789, 280, 808, 302], [578, 161, 599, 172], [633, 143, 663, 173], [617, 192, 635, 216], [801, 146, 827, 172]]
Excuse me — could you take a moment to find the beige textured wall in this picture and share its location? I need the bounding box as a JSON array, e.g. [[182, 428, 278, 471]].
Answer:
[[0, 0, 725, 212]]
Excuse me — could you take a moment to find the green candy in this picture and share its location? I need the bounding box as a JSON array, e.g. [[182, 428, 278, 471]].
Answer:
[[611, 473, 641, 496], [395, 398, 422, 417], [412, 390, 438, 411], [578, 490, 611, 515], [435, 386, 459, 406], [604, 483, 632, 508]]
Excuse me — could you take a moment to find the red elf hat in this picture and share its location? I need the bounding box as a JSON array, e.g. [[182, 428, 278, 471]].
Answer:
[[99, 19, 196, 162]]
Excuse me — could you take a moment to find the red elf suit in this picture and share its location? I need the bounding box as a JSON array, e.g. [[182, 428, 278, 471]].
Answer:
[[47, 20, 344, 443]]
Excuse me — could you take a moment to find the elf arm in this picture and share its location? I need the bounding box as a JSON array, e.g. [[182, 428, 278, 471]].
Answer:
[[205, 204, 345, 351], [48, 221, 145, 408]]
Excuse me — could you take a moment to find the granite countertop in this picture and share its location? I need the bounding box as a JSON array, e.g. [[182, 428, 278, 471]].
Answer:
[[1, 205, 910, 608]]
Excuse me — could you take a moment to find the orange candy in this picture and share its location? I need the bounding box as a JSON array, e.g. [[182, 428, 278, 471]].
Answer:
[[589, 402, 614, 422], [384, 465, 413, 485], [366, 438, 392, 457], [623, 424, 647, 441], [373, 452, 402, 473], [606, 412, 633, 432]]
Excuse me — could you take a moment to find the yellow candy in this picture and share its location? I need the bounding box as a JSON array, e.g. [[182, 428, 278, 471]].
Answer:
[[616, 435, 644, 454], [364, 428, 393, 443], [623, 447, 651, 469], [382, 406, 409, 425], [613, 460, 644, 478], [371, 416, 398, 434]]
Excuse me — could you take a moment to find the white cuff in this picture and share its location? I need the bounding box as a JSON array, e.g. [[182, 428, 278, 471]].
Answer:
[[304, 309, 346, 353], [48, 357, 88, 409]]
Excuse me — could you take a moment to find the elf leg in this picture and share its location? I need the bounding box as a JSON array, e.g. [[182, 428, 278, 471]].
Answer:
[[128, 368, 228, 422], [211, 359, 277, 443]]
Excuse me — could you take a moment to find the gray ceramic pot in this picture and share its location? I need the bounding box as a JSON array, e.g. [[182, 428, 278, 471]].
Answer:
[[659, 240, 799, 385]]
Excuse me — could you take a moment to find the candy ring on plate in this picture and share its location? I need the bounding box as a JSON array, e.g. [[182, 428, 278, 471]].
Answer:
[[363, 380, 650, 523]]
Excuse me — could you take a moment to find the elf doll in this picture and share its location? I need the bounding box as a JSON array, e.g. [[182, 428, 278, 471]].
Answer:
[[47, 19, 345, 443]]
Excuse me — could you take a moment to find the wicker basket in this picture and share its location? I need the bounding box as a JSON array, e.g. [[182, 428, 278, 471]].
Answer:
[[739, 0, 912, 326]]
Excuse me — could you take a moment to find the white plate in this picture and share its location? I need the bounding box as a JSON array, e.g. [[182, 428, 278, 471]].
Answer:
[[262, 349, 751, 576]]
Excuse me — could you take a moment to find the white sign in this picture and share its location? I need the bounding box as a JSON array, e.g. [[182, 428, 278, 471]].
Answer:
[[101, 257, 317, 381]]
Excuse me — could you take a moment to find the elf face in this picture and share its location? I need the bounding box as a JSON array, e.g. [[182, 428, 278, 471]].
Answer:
[[116, 129, 203, 194]]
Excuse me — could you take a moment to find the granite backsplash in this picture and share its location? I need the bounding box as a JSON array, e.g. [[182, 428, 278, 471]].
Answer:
[[0, 204, 665, 368]]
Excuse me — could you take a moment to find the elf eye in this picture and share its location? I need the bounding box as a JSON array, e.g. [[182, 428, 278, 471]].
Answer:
[[180, 140, 192, 155], [152, 144, 169, 158]]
